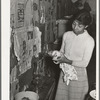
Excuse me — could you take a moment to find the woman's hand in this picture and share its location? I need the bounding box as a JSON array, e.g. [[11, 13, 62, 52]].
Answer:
[[55, 54, 73, 65], [48, 50, 72, 65], [55, 54, 67, 63]]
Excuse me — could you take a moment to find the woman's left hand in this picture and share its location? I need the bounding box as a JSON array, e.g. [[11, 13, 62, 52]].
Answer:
[[56, 54, 67, 63], [56, 55, 72, 65]]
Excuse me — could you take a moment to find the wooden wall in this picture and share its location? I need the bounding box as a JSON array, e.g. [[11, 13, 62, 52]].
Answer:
[[10, 0, 58, 99]]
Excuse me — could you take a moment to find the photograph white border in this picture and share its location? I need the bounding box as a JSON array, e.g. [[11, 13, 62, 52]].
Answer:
[[1, 0, 10, 99]]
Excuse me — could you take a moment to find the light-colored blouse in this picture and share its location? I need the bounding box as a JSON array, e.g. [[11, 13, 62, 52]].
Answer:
[[60, 30, 95, 68]]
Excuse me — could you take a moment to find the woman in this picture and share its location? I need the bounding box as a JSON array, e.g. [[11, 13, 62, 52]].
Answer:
[[54, 11, 95, 100]]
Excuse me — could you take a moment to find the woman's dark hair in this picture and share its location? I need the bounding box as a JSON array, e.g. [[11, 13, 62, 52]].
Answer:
[[73, 10, 92, 26]]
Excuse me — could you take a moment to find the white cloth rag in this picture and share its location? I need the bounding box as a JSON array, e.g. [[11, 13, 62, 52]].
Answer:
[[60, 63, 78, 85]]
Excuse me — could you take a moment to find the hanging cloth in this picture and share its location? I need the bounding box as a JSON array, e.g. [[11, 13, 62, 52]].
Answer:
[[14, 30, 21, 61]]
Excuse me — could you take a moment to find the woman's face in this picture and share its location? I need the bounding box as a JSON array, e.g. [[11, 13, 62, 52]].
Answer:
[[72, 20, 86, 35]]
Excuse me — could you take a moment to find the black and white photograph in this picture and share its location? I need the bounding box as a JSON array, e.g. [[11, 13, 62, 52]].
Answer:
[[1, 0, 99, 100]]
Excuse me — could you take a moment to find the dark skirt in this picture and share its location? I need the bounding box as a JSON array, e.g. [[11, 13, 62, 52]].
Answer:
[[55, 67, 89, 100]]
